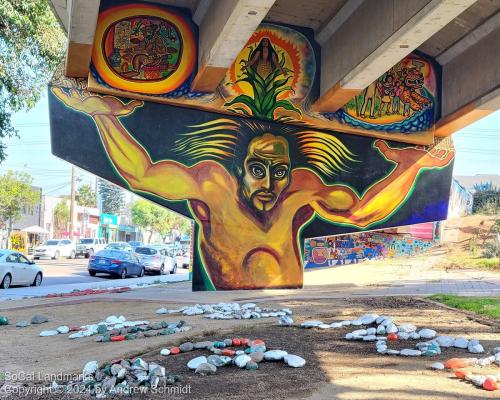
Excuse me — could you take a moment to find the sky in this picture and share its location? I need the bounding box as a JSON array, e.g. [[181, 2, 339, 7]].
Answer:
[[0, 94, 499, 196]]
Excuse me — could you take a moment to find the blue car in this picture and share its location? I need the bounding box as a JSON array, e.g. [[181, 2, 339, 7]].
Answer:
[[88, 250, 145, 279]]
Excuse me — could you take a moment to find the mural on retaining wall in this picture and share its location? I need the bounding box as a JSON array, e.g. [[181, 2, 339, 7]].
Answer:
[[87, 1, 440, 145], [48, 74, 454, 290], [304, 230, 437, 268]]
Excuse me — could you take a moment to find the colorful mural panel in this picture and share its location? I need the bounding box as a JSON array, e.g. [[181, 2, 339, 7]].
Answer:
[[87, 2, 440, 145], [304, 230, 437, 268], [48, 80, 454, 291]]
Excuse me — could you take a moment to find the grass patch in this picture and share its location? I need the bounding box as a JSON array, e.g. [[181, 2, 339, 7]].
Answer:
[[440, 251, 499, 271], [429, 294, 500, 319]]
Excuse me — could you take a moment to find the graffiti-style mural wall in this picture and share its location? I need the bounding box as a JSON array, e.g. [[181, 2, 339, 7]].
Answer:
[[304, 230, 437, 268], [87, 1, 440, 145]]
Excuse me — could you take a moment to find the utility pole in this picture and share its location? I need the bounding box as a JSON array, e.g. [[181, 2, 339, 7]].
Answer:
[[69, 166, 76, 240]]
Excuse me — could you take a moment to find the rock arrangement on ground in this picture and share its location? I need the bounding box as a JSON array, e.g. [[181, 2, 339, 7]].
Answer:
[[52, 357, 181, 397], [36, 315, 192, 342], [2, 314, 50, 328], [0, 316, 9, 325], [161, 337, 306, 374], [432, 348, 500, 392], [299, 313, 487, 359], [156, 302, 292, 320]]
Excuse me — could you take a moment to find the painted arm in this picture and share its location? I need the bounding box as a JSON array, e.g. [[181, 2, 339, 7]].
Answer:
[[51, 88, 218, 200], [293, 140, 454, 228]]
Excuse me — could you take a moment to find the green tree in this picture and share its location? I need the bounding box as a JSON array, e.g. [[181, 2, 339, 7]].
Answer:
[[0, 0, 66, 160], [0, 171, 39, 240], [53, 199, 69, 234], [98, 179, 124, 215], [131, 199, 156, 243], [76, 184, 96, 207]]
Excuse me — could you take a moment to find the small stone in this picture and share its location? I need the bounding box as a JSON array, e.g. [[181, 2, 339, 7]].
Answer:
[[31, 314, 48, 324], [40, 330, 59, 337], [110, 364, 122, 376], [363, 335, 377, 341], [207, 355, 226, 367], [492, 347, 500, 355], [194, 341, 213, 350], [376, 316, 388, 324], [387, 333, 398, 341], [234, 354, 252, 368], [187, 356, 207, 370], [318, 324, 331, 329], [179, 342, 194, 352], [444, 358, 476, 369], [366, 327, 376, 335], [360, 314, 378, 325], [467, 339, 484, 354], [160, 349, 170, 356], [431, 362, 444, 370], [410, 332, 420, 340], [250, 351, 264, 363], [381, 318, 393, 327], [170, 347, 180, 355], [16, 320, 29, 328], [57, 326, 70, 334], [483, 378, 498, 391], [398, 324, 417, 333], [352, 329, 367, 336], [418, 329, 436, 339], [301, 321, 323, 328], [436, 336, 454, 347], [284, 354, 306, 368], [350, 319, 363, 326], [453, 337, 469, 349], [83, 361, 99, 377], [264, 350, 288, 361], [224, 339, 233, 346], [387, 350, 400, 355], [97, 324, 107, 334], [131, 358, 148, 371], [340, 320, 351, 326], [330, 322, 342, 328], [400, 349, 421, 357], [397, 332, 410, 340], [245, 360, 259, 370], [102, 376, 116, 392], [376, 325, 386, 335]]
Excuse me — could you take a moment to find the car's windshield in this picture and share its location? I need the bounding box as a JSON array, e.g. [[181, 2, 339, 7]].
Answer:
[[79, 238, 94, 244], [44, 240, 59, 246], [129, 241, 141, 246], [95, 250, 126, 259], [135, 247, 156, 255]]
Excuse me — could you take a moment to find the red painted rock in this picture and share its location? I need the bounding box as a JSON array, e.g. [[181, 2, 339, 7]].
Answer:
[[232, 338, 241, 346], [483, 378, 498, 391], [444, 358, 474, 370], [222, 349, 235, 356], [111, 335, 125, 342], [241, 338, 250, 346], [454, 370, 469, 379], [170, 347, 181, 355], [68, 325, 80, 332], [251, 339, 265, 346], [387, 333, 398, 341]]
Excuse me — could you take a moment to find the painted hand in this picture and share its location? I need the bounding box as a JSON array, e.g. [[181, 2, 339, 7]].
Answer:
[[51, 87, 143, 117], [374, 139, 454, 168]]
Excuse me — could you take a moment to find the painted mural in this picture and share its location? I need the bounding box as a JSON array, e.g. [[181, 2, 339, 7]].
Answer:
[[87, 2, 440, 145], [48, 79, 454, 290], [304, 231, 437, 268]]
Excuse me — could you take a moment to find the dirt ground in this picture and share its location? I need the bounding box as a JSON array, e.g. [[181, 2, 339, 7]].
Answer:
[[0, 297, 499, 400]]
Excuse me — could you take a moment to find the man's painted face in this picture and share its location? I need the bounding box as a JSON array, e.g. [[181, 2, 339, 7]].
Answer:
[[241, 134, 290, 212]]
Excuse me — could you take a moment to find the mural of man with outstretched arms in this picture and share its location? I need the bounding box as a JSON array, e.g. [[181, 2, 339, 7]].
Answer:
[[52, 88, 454, 290]]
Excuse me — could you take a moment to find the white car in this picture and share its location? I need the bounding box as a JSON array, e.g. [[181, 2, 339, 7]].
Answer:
[[76, 237, 106, 258], [33, 239, 76, 260], [0, 250, 43, 289]]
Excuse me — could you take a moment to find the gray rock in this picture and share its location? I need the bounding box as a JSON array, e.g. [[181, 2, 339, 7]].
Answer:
[[194, 341, 213, 350], [492, 347, 500, 355], [376, 325, 386, 335], [362, 335, 377, 341], [102, 376, 116, 392], [83, 361, 99, 378], [397, 332, 410, 340], [250, 351, 264, 363], [187, 356, 207, 370], [398, 324, 417, 333], [386, 349, 400, 355], [418, 329, 437, 339], [436, 336, 454, 347], [31, 314, 48, 324], [284, 354, 306, 368], [431, 362, 444, 370], [195, 363, 217, 375], [16, 320, 30, 328], [234, 354, 252, 368], [111, 364, 122, 376], [400, 349, 422, 357], [360, 314, 378, 325], [301, 321, 323, 328], [179, 342, 194, 352], [467, 339, 484, 354], [207, 355, 226, 367], [318, 323, 331, 329], [264, 350, 288, 361], [40, 330, 59, 337], [453, 337, 469, 349], [330, 322, 343, 328], [279, 315, 294, 326]]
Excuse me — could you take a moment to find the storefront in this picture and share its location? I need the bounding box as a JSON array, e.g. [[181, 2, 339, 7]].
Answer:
[[99, 213, 118, 243]]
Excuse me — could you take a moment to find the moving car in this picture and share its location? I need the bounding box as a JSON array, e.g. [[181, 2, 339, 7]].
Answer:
[[105, 242, 133, 252], [134, 245, 175, 275], [128, 241, 143, 250], [76, 237, 106, 258], [33, 239, 76, 260], [0, 250, 43, 289], [88, 249, 144, 279]]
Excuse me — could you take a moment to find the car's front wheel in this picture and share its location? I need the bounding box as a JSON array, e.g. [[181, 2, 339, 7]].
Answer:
[[138, 268, 145, 278], [170, 264, 177, 274], [86, 249, 94, 258], [1, 274, 12, 289], [120, 269, 127, 279], [32, 273, 42, 287], [52, 251, 59, 260], [89, 271, 96, 277]]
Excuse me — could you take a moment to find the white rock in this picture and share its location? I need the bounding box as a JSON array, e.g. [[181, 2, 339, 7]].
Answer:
[[234, 355, 252, 368], [386, 323, 398, 334], [156, 308, 168, 314], [398, 324, 417, 333], [242, 303, 256, 309], [453, 337, 469, 349], [318, 324, 331, 329], [381, 318, 393, 327], [345, 333, 354, 340], [350, 319, 363, 326], [83, 361, 99, 377], [284, 354, 306, 368], [386, 349, 400, 355], [363, 335, 377, 341], [400, 349, 421, 357], [68, 331, 86, 339], [398, 332, 410, 340], [187, 356, 208, 370], [160, 349, 170, 356], [340, 320, 351, 326], [436, 336, 454, 347], [40, 330, 59, 337], [410, 332, 421, 340], [301, 321, 323, 328], [278, 315, 294, 326], [264, 350, 288, 361], [352, 329, 367, 336], [431, 362, 444, 370], [468, 339, 484, 354], [360, 314, 378, 325], [366, 327, 376, 335], [376, 316, 388, 324], [376, 325, 386, 335], [56, 326, 70, 334], [477, 356, 495, 366], [492, 347, 500, 355], [469, 375, 486, 387], [377, 346, 387, 354], [235, 350, 245, 356], [418, 329, 437, 339], [330, 322, 343, 328]]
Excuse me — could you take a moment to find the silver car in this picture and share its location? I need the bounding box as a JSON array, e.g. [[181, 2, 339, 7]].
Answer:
[[134, 245, 175, 275]]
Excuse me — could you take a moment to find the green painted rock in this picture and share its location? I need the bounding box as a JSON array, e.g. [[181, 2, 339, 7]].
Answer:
[[97, 324, 107, 334], [125, 333, 136, 340], [102, 334, 111, 343], [159, 328, 175, 335], [0, 316, 9, 326], [245, 360, 259, 371]]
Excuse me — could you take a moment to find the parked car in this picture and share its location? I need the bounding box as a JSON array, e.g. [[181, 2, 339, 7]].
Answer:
[[182, 251, 191, 269], [128, 241, 143, 250], [105, 242, 133, 252], [134, 245, 176, 275], [0, 250, 43, 289], [174, 251, 184, 270], [33, 239, 76, 260], [76, 237, 106, 258], [88, 249, 144, 279]]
